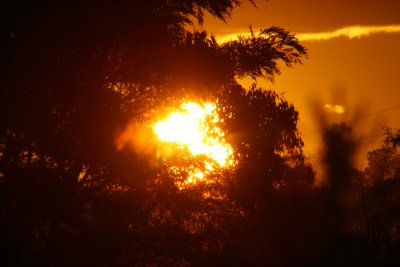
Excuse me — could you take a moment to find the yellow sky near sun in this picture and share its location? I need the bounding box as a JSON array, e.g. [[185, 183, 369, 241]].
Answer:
[[202, 0, 400, 167], [212, 23, 400, 157]]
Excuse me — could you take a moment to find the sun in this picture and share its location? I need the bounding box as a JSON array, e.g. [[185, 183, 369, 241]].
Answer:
[[153, 101, 234, 187]]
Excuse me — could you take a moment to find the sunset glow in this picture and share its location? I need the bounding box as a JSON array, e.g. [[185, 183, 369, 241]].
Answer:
[[153, 102, 234, 186]]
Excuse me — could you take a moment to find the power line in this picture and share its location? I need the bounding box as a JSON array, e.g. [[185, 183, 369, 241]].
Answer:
[[356, 103, 400, 120], [302, 103, 400, 136]]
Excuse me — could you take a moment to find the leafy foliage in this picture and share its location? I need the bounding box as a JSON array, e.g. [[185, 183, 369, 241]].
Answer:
[[222, 27, 307, 81], [0, 0, 328, 266]]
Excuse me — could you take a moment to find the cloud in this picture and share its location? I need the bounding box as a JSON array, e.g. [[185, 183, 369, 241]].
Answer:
[[296, 25, 400, 41], [215, 24, 400, 43]]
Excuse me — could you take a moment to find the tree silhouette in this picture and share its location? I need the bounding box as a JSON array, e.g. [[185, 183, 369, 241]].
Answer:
[[361, 128, 400, 264], [0, 1, 313, 265]]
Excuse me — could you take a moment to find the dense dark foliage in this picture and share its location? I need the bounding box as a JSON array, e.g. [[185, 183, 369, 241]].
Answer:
[[1, 0, 399, 266]]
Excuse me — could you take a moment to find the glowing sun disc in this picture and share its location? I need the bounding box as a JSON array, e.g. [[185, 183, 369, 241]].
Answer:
[[153, 101, 234, 185]]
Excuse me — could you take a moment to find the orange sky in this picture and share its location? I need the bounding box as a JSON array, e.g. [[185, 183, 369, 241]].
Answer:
[[203, 0, 400, 165]]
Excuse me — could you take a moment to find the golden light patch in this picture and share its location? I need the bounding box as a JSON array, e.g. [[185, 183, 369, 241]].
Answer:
[[324, 104, 345, 114]]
